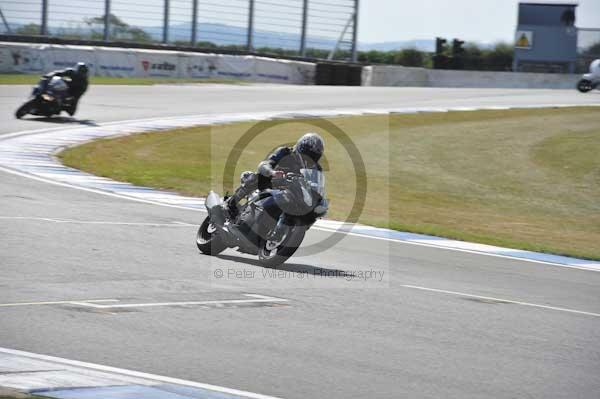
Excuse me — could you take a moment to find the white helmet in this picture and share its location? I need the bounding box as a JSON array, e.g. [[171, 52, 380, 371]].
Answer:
[[590, 59, 600, 76]]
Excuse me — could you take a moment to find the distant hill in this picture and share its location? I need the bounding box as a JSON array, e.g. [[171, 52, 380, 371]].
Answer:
[[5, 20, 435, 52], [358, 40, 435, 52], [147, 24, 437, 52], [148, 22, 345, 50]]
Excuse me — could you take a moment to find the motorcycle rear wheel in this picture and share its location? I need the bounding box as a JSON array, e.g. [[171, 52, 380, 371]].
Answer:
[[258, 225, 306, 267], [196, 216, 227, 255]]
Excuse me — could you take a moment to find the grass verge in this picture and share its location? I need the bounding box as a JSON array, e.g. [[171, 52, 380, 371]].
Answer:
[[59, 107, 600, 260], [0, 73, 244, 85], [0, 387, 48, 399]]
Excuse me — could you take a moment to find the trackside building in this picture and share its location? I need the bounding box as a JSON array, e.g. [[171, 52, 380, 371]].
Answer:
[[513, 1, 578, 73]]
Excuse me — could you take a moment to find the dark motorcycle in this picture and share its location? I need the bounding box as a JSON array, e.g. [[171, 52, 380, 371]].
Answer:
[[15, 76, 73, 119], [196, 166, 328, 267]]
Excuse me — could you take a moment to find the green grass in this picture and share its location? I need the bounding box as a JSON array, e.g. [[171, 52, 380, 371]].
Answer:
[[0, 73, 244, 85], [59, 107, 600, 260], [0, 388, 48, 399]]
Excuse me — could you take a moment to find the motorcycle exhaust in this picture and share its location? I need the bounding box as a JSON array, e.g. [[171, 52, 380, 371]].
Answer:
[[205, 191, 226, 226]]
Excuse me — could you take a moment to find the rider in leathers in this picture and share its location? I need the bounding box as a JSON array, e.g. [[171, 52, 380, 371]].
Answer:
[[226, 132, 325, 223], [36, 62, 89, 116]]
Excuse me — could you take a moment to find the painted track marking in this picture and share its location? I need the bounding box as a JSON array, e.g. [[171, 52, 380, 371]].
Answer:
[[0, 347, 283, 399], [0, 216, 195, 227], [401, 284, 600, 318], [0, 295, 287, 310], [0, 299, 117, 308], [70, 294, 288, 309]]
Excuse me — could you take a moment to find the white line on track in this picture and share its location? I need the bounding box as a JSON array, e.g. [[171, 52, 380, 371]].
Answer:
[[0, 216, 195, 227], [0, 299, 118, 308], [70, 294, 288, 309], [0, 165, 198, 211], [401, 284, 600, 318], [0, 294, 287, 310], [2, 289, 595, 318], [0, 347, 283, 399], [315, 226, 600, 272]]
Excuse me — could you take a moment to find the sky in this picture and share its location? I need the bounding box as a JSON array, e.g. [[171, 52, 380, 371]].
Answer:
[[359, 0, 600, 44], [3, 0, 600, 46]]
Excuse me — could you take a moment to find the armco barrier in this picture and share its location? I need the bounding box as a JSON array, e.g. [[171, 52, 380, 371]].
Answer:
[[362, 65, 579, 89], [0, 42, 316, 85]]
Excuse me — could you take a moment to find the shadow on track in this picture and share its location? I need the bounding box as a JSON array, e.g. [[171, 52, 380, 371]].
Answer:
[[216, 253, 354, 277], [22, 116, 98, 126]]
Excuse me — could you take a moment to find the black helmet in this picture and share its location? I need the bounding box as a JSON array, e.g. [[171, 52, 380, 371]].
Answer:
[[76, 62, 89, 75], [294, 132, 324, 162]]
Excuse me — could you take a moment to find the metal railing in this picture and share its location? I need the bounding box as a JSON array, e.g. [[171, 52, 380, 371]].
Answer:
[[0, 0, 359, 61]]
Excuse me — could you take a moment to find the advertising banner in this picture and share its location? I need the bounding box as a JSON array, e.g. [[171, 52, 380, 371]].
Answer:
[[46, 45, 97, 74], [179, 52, 217, 79], [254, 57, 315, 84], [0, 42, 315, 84], [0, 43, 46, 73], [213, 54, 255, 80], [95, 48, 137, 77], [135, 49, 180, 78]]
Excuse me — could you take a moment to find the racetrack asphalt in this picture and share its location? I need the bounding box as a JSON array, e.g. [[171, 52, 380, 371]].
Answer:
[[1, 84, 599, 399]]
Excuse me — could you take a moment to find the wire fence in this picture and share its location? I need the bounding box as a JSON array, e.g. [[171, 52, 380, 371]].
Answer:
[[0, 0, 359, 60]]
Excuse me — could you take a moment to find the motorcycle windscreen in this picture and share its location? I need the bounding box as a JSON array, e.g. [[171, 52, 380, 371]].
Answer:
[[300, 168, 325, 197], [205, 191, 223, 209]]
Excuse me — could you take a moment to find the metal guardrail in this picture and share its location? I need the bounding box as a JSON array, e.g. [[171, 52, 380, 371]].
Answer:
[[0, 0, 359, 61]]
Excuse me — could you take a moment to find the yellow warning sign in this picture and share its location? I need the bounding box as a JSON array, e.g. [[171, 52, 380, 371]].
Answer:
[[515, 31, 533, 49]]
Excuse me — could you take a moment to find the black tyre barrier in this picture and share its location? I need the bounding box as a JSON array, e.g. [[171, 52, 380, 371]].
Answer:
[[316, 62, 362, 86]]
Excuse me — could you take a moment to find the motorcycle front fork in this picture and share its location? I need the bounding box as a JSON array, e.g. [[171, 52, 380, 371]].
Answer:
[[267, 214, 290, 244]]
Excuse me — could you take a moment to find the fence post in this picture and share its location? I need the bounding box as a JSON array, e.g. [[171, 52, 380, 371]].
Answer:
[[191, 0, 198, 45], [247, 0, 254, 50], [41, 0, 48, 35], [0, 7, 11, 34], [163, 0, 169, 43], [300, 0, 308, 56], [351, 0, 359, 62], [103, 0, 110, 41]]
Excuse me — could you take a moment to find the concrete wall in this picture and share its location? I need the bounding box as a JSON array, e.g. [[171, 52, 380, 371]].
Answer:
[[0, 41, 316, 85], [362, 65, 579, 89], [0, 41, 580, 89]]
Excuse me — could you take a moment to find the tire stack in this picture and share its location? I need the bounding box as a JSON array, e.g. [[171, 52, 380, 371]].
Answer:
[[315, 62, 362, 86]]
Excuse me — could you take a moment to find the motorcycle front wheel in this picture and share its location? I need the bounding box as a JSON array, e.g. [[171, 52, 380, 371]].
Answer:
[[196, 216, 227, 255], [577, 79, 593, 93], [15, 100, 34, 119], [258, 224, 306, 267]]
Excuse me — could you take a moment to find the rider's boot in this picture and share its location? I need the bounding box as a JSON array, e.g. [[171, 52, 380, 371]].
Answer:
[[65, 99, 78, 116]]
